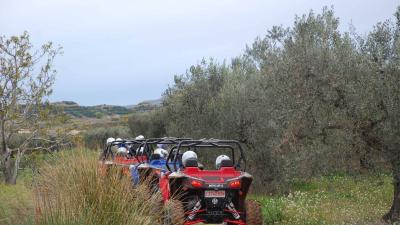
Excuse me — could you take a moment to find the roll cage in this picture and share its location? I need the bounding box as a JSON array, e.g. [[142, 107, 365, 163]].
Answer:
[[134, 137, 193, 164], [165, 139, 247, 172], [101, 139, 146, 161]]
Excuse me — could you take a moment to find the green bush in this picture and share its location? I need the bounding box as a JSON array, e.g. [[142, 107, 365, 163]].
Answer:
[[260, 197, 285, 224], [83, 126, 130, 149]]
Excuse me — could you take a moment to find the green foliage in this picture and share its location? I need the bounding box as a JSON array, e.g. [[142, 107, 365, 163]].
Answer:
[[83, 126, 130, 149], [95, 112, 104, 119], [259, 197, 285, 224], [0, 182, 33, 225], [257, 174, 392, 225], [0, 31, 63, 184], [147, 6, 400, 196], [59, 104, 130, 118], [128, 110, 166, 138]]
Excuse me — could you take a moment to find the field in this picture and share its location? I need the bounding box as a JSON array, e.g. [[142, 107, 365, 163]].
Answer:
[[257, 174, 392, 225], [0, 150, 393, 225]]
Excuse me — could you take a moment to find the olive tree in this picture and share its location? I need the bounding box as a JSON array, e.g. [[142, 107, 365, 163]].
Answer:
[[351, 8, 400, 221], [0, 31, 61, 184]]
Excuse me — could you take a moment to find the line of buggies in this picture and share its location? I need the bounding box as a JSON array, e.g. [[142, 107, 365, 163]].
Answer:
[[99, 136, 262, 225]]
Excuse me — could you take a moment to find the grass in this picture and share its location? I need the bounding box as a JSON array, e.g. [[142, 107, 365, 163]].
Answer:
[[33, 149, 159, 225], [0, 181, 34, 225], [1, 149, 161, 225], [257, 173, 393, 225], [0, 151, 394, 225]]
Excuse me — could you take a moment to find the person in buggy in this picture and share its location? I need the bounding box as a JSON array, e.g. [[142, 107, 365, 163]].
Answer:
[[130, 138, 188, 186]]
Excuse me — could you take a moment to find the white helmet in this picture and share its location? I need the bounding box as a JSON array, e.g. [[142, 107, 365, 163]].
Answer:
[[106, 137, 115, 144], [116, 138, 123, 142], [182, 151, 198, 167], [117, 147, 127, 156], [154, 148, 168, 158], [216, 155, 231, 169], [135, 135, 144, 140]]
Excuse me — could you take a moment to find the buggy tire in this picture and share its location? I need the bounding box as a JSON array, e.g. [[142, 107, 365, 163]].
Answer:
[[245, 200, 263, 225], [163, 200, 185, 225]]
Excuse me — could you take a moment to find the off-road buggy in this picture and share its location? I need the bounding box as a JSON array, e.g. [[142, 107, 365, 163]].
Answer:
[[99, 138, 147, 177], [130, 138, 191, 190], [160, 139, 262, 225]]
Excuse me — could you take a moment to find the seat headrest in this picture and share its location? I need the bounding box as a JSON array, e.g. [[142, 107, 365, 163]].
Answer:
[[150, 154, 161, 161], [220, 159, 234, 168], [184, 158, 198, 167]]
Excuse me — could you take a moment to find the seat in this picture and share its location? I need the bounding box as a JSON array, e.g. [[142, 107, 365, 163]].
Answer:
[[219, 159, 234, 168], [184, 158, 198, 167], [150, 154, 161, 161]]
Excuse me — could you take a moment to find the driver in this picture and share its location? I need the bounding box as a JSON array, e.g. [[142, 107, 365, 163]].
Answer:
[[116, 146, 128, 157], [182, 151, 198, 168], [106, 137, 115, 145], [215, 155, 231, 169], [154, 143, 168, 158]]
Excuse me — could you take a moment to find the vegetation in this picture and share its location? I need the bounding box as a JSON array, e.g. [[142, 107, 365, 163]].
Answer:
[[135, 6, 400, 221], [0, 181, 33, 225], [83, 126, 130, 149], [258, 173, 392, 224], [34, 150, 158, 225], [0, 31, 63, 184], [57, 103, 131, 118], [1, 4, 399, 224], [52, 99, 161, 119]]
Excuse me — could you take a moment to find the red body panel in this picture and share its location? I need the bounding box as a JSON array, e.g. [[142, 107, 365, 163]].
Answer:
[[114, 156, 147, 164], [183, 167, 241, 182]]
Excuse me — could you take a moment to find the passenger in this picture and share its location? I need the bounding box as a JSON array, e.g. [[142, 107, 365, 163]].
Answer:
[[106, 137, 115, 145], [135, 135, 145, 140], [182, 151, 198, 168], [155, 144, 168, 158], [116, 146, 128, 157], [215, 155, 231, 169]]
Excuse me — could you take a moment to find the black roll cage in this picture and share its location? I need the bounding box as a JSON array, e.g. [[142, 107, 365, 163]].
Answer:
[[165, 139, 247, 172], [101, 139, 146, 161], [134, 137, 193, 164]]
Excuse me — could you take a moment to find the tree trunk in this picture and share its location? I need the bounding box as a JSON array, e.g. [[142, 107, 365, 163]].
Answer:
[[2, 149, 20, 185], [384, 149, 400, 222]]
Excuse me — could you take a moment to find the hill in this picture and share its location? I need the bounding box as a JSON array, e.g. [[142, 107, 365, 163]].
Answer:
[[53, 99, 162, 118]]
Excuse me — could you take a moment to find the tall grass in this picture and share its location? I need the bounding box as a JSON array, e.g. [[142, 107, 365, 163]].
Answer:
[[33, 149, 159, 225]]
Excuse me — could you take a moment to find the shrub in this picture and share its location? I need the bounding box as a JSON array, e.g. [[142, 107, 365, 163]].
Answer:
[[83, 126, 130, 149], [33, 149, 159, 225]]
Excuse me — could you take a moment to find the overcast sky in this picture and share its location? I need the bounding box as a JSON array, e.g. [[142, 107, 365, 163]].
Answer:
[[0, 0, 398, 106]]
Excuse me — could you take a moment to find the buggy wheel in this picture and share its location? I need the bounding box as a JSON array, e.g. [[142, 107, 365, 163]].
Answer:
[[245, 200, 263, 225], [163, 200, 185, 225]]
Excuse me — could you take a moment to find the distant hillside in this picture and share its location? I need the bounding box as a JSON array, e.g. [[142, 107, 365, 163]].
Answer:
[[126, 98, 163, 113], [53, 99, 162, 118]]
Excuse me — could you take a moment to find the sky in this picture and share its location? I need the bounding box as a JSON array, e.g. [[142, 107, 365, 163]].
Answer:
[[0, 0, 398, 106]]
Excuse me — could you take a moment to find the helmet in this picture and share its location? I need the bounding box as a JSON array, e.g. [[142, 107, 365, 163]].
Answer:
[[216, 155, 231, 169], [117, 147, 127, 156], [106, 137, 115, 144], [116, 138, 123, 142], [154, 148, 168, 158], [135, 135, 144, 140], [157, 143, 167, 150], [182, 151, 198, 167]]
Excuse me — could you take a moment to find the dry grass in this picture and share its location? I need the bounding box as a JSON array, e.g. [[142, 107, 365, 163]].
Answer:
[[33, 149, 159, 225]]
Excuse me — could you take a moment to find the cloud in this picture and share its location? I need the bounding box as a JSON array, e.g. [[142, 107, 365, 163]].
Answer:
[[1, 0, 398, 105]]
